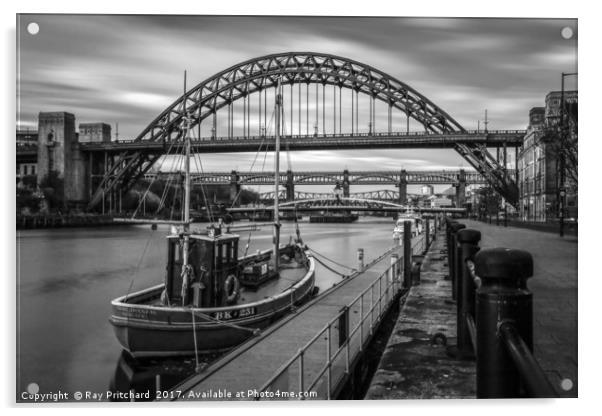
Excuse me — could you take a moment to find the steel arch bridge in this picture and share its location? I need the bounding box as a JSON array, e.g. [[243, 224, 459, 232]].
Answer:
[[89, 52, 519, 209]]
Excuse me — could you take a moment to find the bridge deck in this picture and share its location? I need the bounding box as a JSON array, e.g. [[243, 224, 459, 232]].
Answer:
[[71, 130, 524, 154], [172, 235, 425, 401]]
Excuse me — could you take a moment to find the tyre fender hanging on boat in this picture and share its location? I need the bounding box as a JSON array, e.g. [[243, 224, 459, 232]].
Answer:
[[224, 274, 240, 305]]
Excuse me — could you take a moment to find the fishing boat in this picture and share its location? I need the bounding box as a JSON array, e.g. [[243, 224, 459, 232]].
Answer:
[[109, 77, 316, 357], [392, 208, 423, 240]]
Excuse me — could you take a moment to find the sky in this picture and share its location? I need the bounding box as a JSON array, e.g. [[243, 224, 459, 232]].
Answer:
[[16, 15, 577, 192]]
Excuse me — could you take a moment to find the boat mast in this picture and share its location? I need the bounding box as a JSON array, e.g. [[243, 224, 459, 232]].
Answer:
[[273, 79, 282, 272], [183, 71, 191, 228], [181, 70, 192, 305]]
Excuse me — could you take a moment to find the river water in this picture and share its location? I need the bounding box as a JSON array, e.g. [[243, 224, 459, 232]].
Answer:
[[16, 217, 397, 401]]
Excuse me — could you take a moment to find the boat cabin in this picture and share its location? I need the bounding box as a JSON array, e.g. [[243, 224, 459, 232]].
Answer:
[[163, 228, 240, 308]]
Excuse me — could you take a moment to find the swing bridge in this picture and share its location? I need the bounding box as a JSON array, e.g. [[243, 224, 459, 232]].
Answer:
[[225, 197, 466, 215]]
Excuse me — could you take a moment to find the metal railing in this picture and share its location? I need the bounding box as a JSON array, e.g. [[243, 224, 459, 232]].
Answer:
[[79, 129, 525, 148], [254, 248, 413, 399], [445, 218, 559, 398]]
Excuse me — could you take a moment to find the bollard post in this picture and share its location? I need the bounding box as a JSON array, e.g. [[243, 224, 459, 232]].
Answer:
[[444, 220, 455, 281], [403, 221, 412, 288], [447, 229, 481, 360], [450, 223, 466, 300], [474, 248, 534, 398], [357, 248, 364, 270], [155, 374, 161, 392]]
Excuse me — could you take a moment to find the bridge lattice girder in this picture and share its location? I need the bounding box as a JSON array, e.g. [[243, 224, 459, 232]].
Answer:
[[259, 190, 402, 203], [89, 52, 519, 209], [145, 169, 507, 186]]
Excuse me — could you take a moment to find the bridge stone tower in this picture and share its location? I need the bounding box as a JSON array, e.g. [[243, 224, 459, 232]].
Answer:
[[286, 170, 295, 202], [230, 170, 240, 206], [398, 169, 408, 205], [37, 112, 87, 207], [343, 169, 350, 198], [456, 169, 466, 207]]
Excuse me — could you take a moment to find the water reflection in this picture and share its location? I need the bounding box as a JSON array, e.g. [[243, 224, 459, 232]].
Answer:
[[109, 350, 224, 402]]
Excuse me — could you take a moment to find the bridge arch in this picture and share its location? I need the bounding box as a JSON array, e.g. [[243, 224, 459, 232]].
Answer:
[[239, 173, 278, 184], [351, 174, 398, 185], [296, 174, 342, 184], [412, 174, 458, 183], [88, 53, 520, 210], [135, 52, 465, 144]]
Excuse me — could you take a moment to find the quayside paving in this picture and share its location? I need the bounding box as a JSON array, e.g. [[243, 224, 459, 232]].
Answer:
[[365, 231, 475, 399], [366, 222, 577, 399]]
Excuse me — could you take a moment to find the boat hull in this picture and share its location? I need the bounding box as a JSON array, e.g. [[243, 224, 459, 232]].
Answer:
[[110, 250, 315, 357]]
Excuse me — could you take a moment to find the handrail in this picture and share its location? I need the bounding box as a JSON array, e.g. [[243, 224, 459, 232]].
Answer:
[[499, 322, 558, 397]]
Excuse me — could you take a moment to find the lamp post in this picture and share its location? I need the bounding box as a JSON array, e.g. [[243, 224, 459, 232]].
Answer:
[[559, 72, 577, 237]]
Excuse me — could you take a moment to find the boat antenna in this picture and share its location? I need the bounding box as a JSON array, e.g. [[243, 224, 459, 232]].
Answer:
[[273, 78, 282, 273]]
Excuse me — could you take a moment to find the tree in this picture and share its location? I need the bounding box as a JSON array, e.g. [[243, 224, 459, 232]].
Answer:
[[38, 171, 65, 211], [542, 101, 578, 188]]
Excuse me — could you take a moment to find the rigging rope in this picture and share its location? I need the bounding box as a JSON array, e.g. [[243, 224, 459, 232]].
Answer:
[[191, 151, 215, 224], [123, 228, 156, 302], [229, 109, 276, 208], [307, 246, 356, 271], [191, 307, 201, 371], [131, 134, 181, 219], [312, 255, 351, 278]]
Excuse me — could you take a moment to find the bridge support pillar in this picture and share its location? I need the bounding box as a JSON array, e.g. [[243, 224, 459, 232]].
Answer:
[[343, 169, 350, 198], [286, 169, 295, 202], [230, 170, 240, 206], [456, 169, 466, 208], [398, 169, 407, 205]]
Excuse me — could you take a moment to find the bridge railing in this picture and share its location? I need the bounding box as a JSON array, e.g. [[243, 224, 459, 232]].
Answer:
[[77, 129, 525, 147], [190, 129, 525, 142], [444, 218, 559, 398]]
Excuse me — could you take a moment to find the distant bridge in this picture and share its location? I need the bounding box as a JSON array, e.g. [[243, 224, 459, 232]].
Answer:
[[258, 189, 404, 203], [143, 169, 505, 186], [141, 168, 506, 206], [226, 197, 466, 214]]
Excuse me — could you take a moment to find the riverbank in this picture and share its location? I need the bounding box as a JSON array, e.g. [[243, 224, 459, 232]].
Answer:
[[16, 214, 132, 230]]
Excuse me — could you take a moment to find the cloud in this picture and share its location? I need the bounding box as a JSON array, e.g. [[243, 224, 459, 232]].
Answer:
[[17, 15, 576, 171]]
